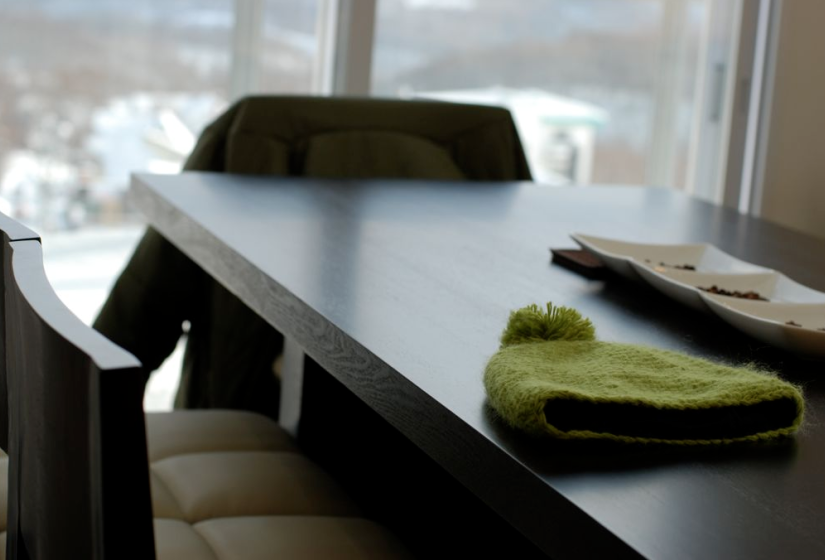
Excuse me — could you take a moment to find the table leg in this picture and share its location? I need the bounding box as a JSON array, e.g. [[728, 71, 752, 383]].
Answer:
[[278, 337, 305, 438]]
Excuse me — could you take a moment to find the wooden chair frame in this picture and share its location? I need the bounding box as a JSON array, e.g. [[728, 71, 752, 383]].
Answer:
[[4, 235, 155, 559]]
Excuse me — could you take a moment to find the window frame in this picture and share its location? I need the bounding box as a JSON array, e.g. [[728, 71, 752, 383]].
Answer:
[[313, 0, 776, 211]]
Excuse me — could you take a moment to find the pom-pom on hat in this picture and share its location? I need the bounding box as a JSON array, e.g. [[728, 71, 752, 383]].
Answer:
[[484, 303, 804, 445]]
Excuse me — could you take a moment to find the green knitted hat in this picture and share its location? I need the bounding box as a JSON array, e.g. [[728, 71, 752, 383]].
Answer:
[[483, 303, 804, 445]]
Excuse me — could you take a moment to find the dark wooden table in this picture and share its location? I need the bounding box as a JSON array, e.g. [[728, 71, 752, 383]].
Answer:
[[131, 172, 825, 560]]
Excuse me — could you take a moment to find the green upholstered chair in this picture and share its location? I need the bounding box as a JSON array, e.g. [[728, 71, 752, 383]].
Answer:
[[94, 95, 532, 418]]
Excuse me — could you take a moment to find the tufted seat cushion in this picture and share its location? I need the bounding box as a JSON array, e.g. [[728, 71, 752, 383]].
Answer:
[[145, 410, 412, 559], [145, 410, 297, 462], [150, 451, 360, 522], [155, 517, 412, 560]]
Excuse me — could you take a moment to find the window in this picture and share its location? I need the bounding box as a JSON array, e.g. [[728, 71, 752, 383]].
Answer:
[[0, 0, 763, 407], [0, 0, 318, 409], [0, 0, 318, 233], [371, 0, 743, 198]]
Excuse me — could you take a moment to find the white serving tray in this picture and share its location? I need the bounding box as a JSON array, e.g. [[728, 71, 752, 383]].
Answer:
[[701, 295, 825, 358], [571, 233, 825, 357], [631, 267, 825, 313], [570, 233, 768, 280]]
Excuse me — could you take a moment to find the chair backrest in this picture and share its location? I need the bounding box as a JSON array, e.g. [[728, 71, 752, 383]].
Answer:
[[0, 215, 39, 453], [4, 235, 155, 559], [184, 95, 533, 181]]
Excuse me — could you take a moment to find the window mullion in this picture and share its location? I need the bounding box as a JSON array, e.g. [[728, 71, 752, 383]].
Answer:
[[229, 0, 265, 100], [314, 0, 377, 96]]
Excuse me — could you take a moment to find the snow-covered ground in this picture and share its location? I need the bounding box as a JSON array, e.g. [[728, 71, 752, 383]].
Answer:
[[41, 224, 182, 411]]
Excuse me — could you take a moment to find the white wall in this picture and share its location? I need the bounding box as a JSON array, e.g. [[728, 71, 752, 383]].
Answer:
[[757, 1, 825, 240]]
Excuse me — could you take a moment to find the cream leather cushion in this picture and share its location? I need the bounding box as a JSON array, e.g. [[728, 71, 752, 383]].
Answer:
[[145, 410, 412, 560], [145, 410, 296, 462], [156, 517, 412, 560], [151, 452, 359, 522]]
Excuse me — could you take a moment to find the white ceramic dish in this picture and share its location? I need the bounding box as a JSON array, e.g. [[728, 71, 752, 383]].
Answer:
[[630, 267, 825, 313], [569, 233, 825, 357], [701, 294, 825, 357], [571, 233, 769, 280]]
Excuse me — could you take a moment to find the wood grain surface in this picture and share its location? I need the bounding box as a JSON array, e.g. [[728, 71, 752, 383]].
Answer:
[[131, 172, 825, 560], [6, 240, 152, 559], [0, 213, 38, 451]]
